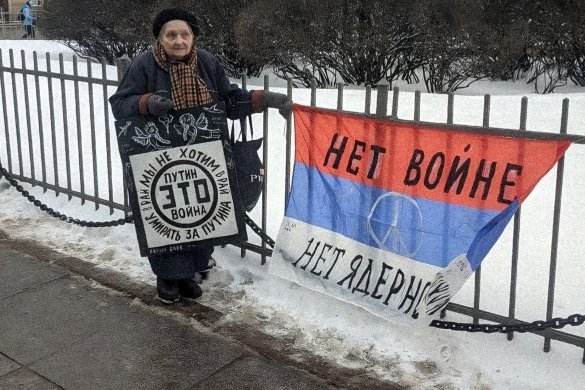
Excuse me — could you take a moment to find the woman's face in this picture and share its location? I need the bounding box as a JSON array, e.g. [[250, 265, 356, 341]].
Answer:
[[159, 20, 194, 61]]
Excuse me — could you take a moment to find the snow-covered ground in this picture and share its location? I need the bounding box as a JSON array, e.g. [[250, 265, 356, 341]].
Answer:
[[1, 40, 585, 389]]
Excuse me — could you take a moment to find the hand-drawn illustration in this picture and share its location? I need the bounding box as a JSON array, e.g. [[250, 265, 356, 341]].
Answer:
[[159, 114, 174, 134], [132, 122, 171, 150], [425, 271, 451, 316], [117, 121, 131, 138], [451, 209, 490, 240], [318, 183, 364, 234], [174, 113, 221, 145], [367, 192, 424, 257], [203, 103, 224, 114], [424, 254, 471, 316]]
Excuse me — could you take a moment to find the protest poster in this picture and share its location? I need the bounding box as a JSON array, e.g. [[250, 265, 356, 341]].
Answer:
[[115, 103, 246, 257], [271, 104, 571, 324]]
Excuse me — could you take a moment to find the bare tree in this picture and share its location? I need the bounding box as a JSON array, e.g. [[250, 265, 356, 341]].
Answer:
[[36, 0, 585, 93], [410, 0, 497, 93], [569, 41, 585, 86], [563, 1, 585, 86], [235, 0, 337, 87], [236, 0, 418, 88], [39, 0, 155, 63], [318, 1, 418, 87], [483, 0, 582, 93]]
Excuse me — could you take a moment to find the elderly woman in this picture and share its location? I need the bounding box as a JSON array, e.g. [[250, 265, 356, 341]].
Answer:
[[109, 7, 290, 303]]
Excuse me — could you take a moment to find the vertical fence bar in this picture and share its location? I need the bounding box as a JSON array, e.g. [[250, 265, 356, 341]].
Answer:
[[447, 93, 454, 124], [21, 50, 34, 183], [472, 94, 492, 325], [544, 98, 569, 353], [115, 55, 131, 80], [284, 78, 293, 209], [73, 56, 84, 203], [519, 96, 528, 129], [375, 82, 389, 118], [240, 74, 248, 259], [364, 85, 371, 115], [241, 74, 248, 136], [59, 54, 72, 199], [337, 83, 343, 111], [391, 87, 399, 118], [482, 95, 491, 127], [0, 49, 12, 172], [87, 58, 99, 209], [508, 96, 527, 340], [474, 95, 492, 323], [261, 74, 270, 265], [414, 90, 421, 122], [10, 50, 24, 175], [46, 52, 59, 195], [310, 78, 317, 107], [33, 52, 46, 190], [116, 55, 131, 215], [444, 91, 456, 320], [101, 58, 114, 213]]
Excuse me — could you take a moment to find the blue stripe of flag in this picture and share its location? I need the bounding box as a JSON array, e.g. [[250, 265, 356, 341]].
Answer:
[[286, 163, 516, 270]]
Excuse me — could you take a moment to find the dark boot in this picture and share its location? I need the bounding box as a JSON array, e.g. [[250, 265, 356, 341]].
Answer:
[[156, 277, 180, 303], [177, 279, 202, 300]]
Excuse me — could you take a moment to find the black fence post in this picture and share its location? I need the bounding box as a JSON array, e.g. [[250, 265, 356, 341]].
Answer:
[[116, 54, 131, 81], [375, 80, 389, 118]]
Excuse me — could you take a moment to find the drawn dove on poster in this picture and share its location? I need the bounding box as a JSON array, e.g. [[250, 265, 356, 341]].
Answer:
[[174, 113, 221, 145], [132, 122, 171, 150]]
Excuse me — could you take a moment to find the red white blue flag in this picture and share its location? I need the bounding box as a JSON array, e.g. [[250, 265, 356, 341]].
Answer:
[[271, 104, 571, 324]]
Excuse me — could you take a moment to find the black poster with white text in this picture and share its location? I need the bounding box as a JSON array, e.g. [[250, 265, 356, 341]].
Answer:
[[115, 102, 247, 257]]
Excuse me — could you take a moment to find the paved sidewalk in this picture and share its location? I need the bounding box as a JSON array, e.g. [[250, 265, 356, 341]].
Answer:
[[0, 247, 336, 390]]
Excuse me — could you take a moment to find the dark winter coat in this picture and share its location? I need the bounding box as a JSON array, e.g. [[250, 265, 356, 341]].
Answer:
[[109, 48, 254, 121], [109, 48, 255, 280]]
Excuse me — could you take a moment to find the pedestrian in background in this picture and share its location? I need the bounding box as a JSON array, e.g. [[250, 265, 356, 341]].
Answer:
[[21, 1, 35, 39], [109, 7, 291, 303]]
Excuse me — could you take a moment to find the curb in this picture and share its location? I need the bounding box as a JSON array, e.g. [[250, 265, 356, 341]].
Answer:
[[0, 230, 403, 390]]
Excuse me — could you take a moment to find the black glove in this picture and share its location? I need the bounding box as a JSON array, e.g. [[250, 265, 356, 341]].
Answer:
[[147, 94, 173, 116], [260, 91, 292, 118]]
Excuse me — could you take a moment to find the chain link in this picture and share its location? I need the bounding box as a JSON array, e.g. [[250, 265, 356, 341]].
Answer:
[[3, 165, 583, 334], [244, 214, 275, 248], [430, 314, 585, 333], [0, 165, 132, 227], [0, 164, 275, 247]]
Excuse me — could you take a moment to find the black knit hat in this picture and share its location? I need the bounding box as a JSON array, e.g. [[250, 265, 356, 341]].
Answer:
[[152, 7, 200, 38]]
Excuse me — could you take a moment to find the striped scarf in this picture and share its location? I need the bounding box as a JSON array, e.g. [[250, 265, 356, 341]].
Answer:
[[153, 42, 213, 110]]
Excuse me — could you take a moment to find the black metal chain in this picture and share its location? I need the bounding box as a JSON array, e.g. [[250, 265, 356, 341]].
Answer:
[[0, 164, 133, 227], [3, 165, 583, 333], [244, 214, 275, 248], [430, 313, 585, 333], [0, 163, 275, 247]]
